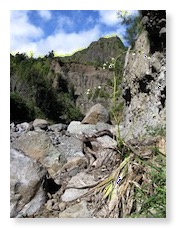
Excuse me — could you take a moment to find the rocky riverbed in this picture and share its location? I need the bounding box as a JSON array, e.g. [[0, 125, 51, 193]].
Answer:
[[10, 104, 166, 218], [10, 104, 118, 218]]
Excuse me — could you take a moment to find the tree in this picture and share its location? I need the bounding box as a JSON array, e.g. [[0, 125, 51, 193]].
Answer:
[[118, 11, 143, 47]]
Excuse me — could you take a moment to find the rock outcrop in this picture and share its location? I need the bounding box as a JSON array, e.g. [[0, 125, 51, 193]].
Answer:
[[121, 10, 166, 140], [82, 103, 110, 124], [10, 148, 47, 217]]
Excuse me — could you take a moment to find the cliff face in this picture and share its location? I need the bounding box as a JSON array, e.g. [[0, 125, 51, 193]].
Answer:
[[51, 60, 114, 113], [121, 10, 166, 140], [51, 36, 126, 114]]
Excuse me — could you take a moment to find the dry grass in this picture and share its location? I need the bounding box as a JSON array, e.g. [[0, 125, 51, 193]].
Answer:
[[85, 142, 166, 218]]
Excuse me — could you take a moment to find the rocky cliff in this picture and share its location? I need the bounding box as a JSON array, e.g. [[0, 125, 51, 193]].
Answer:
[[52, 36, 126, 114], [121, 10, 166, 140]]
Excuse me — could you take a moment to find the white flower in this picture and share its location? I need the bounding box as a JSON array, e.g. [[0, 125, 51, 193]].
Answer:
[[147, 56, 151, 60], [86, 91, 90, 95], [103, 67, 105, 70], [87, 89, 90, 92], [111, 57, 115, 60], [109, 64, 114, 68], [103, 63, 107, 66], [98, 86, 101, 89], [132, 53, 136, 56]]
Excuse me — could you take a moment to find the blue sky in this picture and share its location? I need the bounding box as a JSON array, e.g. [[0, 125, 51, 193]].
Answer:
[[10, 10, 138, 57]]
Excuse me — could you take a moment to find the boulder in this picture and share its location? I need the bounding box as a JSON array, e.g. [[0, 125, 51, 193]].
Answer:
[[67, 121, 97, 135], [61, 172, 96, 202], [95, 121, 112, 132], [96, 135, 117, 149], [33, 118, 48, 130], [10, 148, 47, 217], [59, 201, 91, 218], [81, 103, 110, 125], [48, 123, 67, 132], [12, 131, 66, 181]]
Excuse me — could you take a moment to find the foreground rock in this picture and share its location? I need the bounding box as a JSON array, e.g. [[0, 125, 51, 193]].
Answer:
[[10, 148, 47, 218], [12, 131, 66, 181], [61, 172, 96, 202], [81, 103, 110, 124], [59, 201, 92, 218], [67, 121, 96, 134]]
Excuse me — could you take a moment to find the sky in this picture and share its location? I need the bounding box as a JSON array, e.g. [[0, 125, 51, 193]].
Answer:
[[10, 10, 139, 57]]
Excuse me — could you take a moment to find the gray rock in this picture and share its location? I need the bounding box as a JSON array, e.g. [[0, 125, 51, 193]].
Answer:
[[59, 202, 66, 211], [96, 135, 117, 149], [10, 122, 16, 132], [82, 103, 110, 124], [159, 27, 166, 35], [95, 122, 112, 131], [60, 157, 88, 177], [59, 201, 91, 218], [61, 188, 88, 202], [33, 118, 48, 130], [122, 29, 166, 140], [12, 131, 66, 180], [48, 123, 67, 132], [67, 172, 96, 188], [61, 172, 96, 202], [16, 122, 30, 133], [58, 134, 84, 159], [150, 52, 164, 73], [10, 148, 47, 217], [67, 121, 97, 135]]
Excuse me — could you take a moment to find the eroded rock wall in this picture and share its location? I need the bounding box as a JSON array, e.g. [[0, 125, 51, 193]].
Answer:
[[121, 11, 166, 140]]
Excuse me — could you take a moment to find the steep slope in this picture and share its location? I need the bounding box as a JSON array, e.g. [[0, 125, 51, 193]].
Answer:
[[55, 36, 126, 113], [61, 36, 126, 67]]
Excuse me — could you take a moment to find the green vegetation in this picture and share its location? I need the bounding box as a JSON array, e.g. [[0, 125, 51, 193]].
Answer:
[[121, 12, 143, 47], [89, 144, 166, 218], [145, 125, 166, 137], [61, 36, 126, 67], [10, 53, 83, 123], [131, 152, 166, 218]]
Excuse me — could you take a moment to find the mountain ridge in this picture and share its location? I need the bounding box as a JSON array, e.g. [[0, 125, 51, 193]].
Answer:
[[60, 36, 126, 67]]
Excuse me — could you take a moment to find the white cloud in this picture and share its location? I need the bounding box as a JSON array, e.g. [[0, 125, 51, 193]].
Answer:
[[56, 15, 74, 30], [10, 11, 43, 39], [99, 10, 139, 27], [100, 25, 127, 46], [86, 16, 94, 24], [37, 10, 52, 21], [10, 11, 43, 53], [10, 10, 101, 57], [99, 10, 122, 26], [34, 26, 101, 56], [10, 10, 132, 57], [128, 10, 139, 17]]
